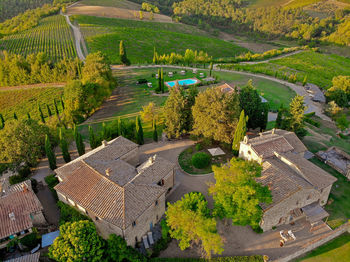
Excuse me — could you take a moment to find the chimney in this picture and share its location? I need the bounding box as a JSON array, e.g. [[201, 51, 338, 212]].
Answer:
[[22, 183, 28, 192], [105, 168, 112, 176], [9, 212, 15, 221], [102, 140, 108, 147]]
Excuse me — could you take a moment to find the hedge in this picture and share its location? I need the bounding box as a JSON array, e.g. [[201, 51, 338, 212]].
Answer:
[[192, 152, 211, 169]]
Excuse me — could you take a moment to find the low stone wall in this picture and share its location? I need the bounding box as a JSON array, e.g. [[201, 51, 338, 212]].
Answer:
[[274, 222, 350, 262]]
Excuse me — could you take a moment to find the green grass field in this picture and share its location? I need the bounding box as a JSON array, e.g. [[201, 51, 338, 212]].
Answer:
[[308, 158, 350, 229], [295, 233, 350, 262], [73, 15, 248, 64], [0, 15, 76, 61], [0, 86, 64, 122], [230, 51, 350, 89]]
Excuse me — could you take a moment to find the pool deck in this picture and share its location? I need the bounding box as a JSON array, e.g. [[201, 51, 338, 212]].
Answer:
[[165, 77, 200, 88]]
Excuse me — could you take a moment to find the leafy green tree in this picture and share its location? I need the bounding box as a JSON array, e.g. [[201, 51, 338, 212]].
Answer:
[[232, 110, 248, 155], [45, 134, 56, 170], [59, 128, 71, 163], [140, 102, 157, 123], [209, 158, 272, 230], [336, 114, 349, 131], [288, 95, 307, 133], [0, 113, 4, 129], [152, 119, 158, 142], [164, 86, 186, 138], [0, 119, 48, 166], [160, 68, 164, 93], [119, 40, 130, 66], [13, 112, 18, 120], [136, 116, 144, 145], [46, 104, 52, 117], [239, 80, 266, 130], [74, 126, 85, 156], [88, 125, 97, 149], [192, 87, 240, 144], [275, 104, 284, 128], [102, 122, 110, 140], [49, 221, 105, 262], [166, 192, 224, 259], [106, 234, 145, 262], [183, 85, 198, 132], [38, 105, 45, 124], [326, 76, 350, 107]]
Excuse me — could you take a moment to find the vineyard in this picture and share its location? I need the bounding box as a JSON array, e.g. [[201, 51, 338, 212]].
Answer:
[[0, 15, 76, 61]]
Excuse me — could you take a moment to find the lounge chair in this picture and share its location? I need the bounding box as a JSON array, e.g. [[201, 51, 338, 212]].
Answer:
[[148, 232, 154, 245], [142, 235, 150, 249]]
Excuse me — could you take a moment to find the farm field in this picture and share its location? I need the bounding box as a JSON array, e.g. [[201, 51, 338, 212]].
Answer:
[[0, 86, 64, 122], [295, 233, 350, 262], [0, 15, 76, 61], [80, 0, 141, 9], [72, 15, 248, 64], [229, 51, 350, 89]]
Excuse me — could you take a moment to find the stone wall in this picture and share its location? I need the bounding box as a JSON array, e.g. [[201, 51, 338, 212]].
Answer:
[[274, 222, 350, 262]]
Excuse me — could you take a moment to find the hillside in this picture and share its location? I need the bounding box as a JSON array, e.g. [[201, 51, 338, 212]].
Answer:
[[73, 15, 248, 64], [0, 0, 51, 22]]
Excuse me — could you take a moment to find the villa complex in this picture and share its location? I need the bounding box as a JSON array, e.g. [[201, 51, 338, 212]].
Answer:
[[239, 129, 337, 231], [54, 136, 175, 246]]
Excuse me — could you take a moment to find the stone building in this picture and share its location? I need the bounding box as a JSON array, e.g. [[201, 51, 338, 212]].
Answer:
[[239, 129, 337, 231], [0, 180, 46, 248], [54, 136, 175, 246]]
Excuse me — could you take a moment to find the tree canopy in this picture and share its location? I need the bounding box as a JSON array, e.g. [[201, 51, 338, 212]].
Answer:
[[209, 158, 272, 231]]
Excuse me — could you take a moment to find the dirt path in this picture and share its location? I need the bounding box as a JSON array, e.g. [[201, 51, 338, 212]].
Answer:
[[63, 13, 86, 61], [239, 50, 305, 65], [0, 82, 66, 91]]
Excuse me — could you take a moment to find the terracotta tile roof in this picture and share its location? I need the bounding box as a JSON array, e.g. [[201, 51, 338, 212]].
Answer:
[[5, 253, 40, 262], [0, 181, 43, 239], [278, 152, 337, 189]]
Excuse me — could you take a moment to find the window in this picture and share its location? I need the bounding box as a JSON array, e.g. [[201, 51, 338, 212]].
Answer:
[[155, 200, 158, 206], [132, 221, 136, 227]]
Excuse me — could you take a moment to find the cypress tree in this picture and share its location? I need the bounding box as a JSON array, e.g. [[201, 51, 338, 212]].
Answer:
[[46, 104, 52, 117], [54, 99, 59, 116], [152, 119, 158, 142], [45, 134, 56, 170], [38, 105, 45, 123], [13, 112, 18, 120], [76, 131, 85, 156], [27, 112, 31, 120], [302, 75, 308, 87], [0, 113, 4, 129], [135, 116, 144, 145], [157, 68, 161, 92], [117, 117, 123, 136], [232, 110, 248, 155], [275, 104, 284, 128], [153, 46, 157, 64], [209, 62, 213, 76], [160, 68, 164, 93], [88, 125, 97, 149], [60, 97, 65, 110], [59, 128, 71, 163], [102, 122, 109, 140], [119, 40, 130, 65]]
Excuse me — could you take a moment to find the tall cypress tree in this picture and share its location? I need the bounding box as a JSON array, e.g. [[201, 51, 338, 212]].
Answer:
[[46, 104, 52, 117], [0, 113, 4, 129], [152, 119, 158, 142], [13, 112, 18, 120], [88, 125, 97, 149], [60, 97, 65, 110], [232, 110, 248, 155], [209, 62, 213, 76], [59, 128, 71, 163], [76, 131, 85, 156], [27, 112, 31, 120], [45, 134, 57, 170], [54, 99, 59, 116], [135, 116, 144, 145], [117, 117, 123, 136], [119, 40, 130, 65], [102, 122, 109, 140], [160, 68, 164, 93], [157, 68, 161, 92], [275, 104, 284, 128], [38, 105, 45, 123]]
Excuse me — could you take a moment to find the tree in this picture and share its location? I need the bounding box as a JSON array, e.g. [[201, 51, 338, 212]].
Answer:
[[13, 112, 18, 120], [0, 119, 48, 166], [119, 40, 130, 66], [102, 122, 110, 140], [160, 68, 164, 93], [164, 86, 186, 138], [166, 192, 224, 258], [38, 104, 45, 124], [45, 134, 56, 170], [140, 102, 157, 123], [209, 158, 272, 230], [192, 87, 240, 144], [275, 104, 284, 128], [27, 112, 31, 120], [302, 75, 308, 86], [54, 99, 59, 117], [59, 128, 71, 163], [239, 80, 266, 130], [336, 114, 349, 131], [117, 117, 122, 136], [106, 234, 145, 262], [288, 95, 307, 133], [139, 10, 144, 20], [326, 75, 350, 106], [325, 101, 342, 117], [232, 110, 248, 155], [46, 104, 52, 117], [88, 125, 97, 149], [49, 221, 105, 262], [183, 85, 198, 132], [135, 116, 144, 145], [60, 97, 65, 110], [209, 62, 213, 76], [74, 126, 85, 156], [0, 113, 4, 129], [152, 119, 158, 142]]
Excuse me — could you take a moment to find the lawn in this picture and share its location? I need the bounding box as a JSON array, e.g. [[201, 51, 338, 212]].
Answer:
[[308, 158, 350, 229], [295, 233, 350, 262], [0, 86, 64, 122], [227, 51, 350, 89], [212, 71, 296, 111], [72, 15, 248, 64]]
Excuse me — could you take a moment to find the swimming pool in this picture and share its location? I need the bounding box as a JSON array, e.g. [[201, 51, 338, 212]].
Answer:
[[166, 78, 199, 87]]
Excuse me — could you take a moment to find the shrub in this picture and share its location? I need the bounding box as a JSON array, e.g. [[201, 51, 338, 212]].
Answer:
[[191, 152, 211, 169], [57, 201, 90, 224], [304, 117, 320, 127], [9, 166, 32, 185], [19, 232, 40, 249], [186, 147, 193, 154], [195, 143, 202, 151], [45, 174, 59, 190]]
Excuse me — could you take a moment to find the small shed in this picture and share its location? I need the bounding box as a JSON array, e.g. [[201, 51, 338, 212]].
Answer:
[[208, 148, 226, 156]]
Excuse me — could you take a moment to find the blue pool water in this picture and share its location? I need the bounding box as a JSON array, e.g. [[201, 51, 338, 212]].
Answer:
[[166, 78, 198, 87]]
